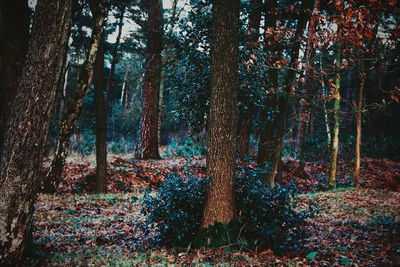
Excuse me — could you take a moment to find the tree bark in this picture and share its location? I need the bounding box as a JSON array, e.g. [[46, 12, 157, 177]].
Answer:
[[136, 0, 163, 159], [201, 0, 240, 227], [0, 0, 72, 265], [0, 0, 30, 154], [237, 0, 262, 158], [295, 0, 320, 157], [267, 0, 313, 187], [354, 58, 366, 186], [328, 32, 342, 189], [257, 0, 278, 179], [94, 41, 108, 193], [43, 0, 108, 193], [320, 50, 332, 145]]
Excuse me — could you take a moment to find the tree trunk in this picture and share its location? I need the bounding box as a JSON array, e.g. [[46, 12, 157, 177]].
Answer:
[[257, 0, 278, 180], [43, 0, 108, 193], [295, 0, 320, 157], [120, 67, 129, 106], [159, 0, 178, 147], [136, 0, 163, 159], [0, 0, 29, 154], [105, 6, 125, 103], [94, 41, 108, 193], [354, 58, 366, 186], [320, 51, 332, 145], [268, 0, 313, 187], [328, 36, 342, 189], [201, 0, 240, 227], [237, 0, 262, 158], [237, 117, 252, 157], [0, 0, 72, 265]]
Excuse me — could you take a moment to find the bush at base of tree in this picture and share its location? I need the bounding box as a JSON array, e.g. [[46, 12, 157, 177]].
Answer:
[[141, 167, 314, 253]]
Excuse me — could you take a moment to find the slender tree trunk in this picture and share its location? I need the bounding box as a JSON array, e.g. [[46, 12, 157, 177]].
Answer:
[[237, 117, 252, 157], [43, 0, 108, 193], [105, 6, 125, 103], [328, 36, 342, 189], [94, 41, 108, 193], [120, 67, 129, 106], [159, 0, 178, 146], [202, 0, 240, 227], [0, 0, 29, 154], [295, 0, 320, 156], [0, 0, 72, 264], [257, 0, 278, 179], [136, 0, 163, 159], [320, 50, 331, 145], [237, 0, 262, 158], [354, 58, 366, 186], [268, 0, 313, 187]]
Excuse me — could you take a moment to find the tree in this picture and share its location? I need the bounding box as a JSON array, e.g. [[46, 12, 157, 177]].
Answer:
[[136, 0, 164, 159], [237, 0, 263, 158], [295, 0, 320, 156], [267, 0, 313, 187], [94, 41, 108, 193], [105, 3, 126, 103], [0, 0, 72, 264], [201, 0, 240, 228], [0, 0, 30, 154], [328, 24, 342, 189], [43, 0, 108, 193], [257, 0, 278, 182], [354, 58, 366, 185]]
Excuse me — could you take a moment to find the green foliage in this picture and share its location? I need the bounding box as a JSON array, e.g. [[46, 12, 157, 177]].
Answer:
[[141, 167, 313, 252], [162, 139, 205, 158]]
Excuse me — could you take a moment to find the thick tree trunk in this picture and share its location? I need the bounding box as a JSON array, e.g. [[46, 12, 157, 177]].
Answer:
[[43, 0, 107, 193], [94, 42, 108, 193], [0, 0, 29, 154], [295, 0, 320, 157], [202, 0, 240, 227], [0, 0, 72, 265], [105, 6, 125, 103], [267, 0, 313, 187], [354, 59, 366, 186], [328, 40, 342, 189], [136, 0, 163, 159]]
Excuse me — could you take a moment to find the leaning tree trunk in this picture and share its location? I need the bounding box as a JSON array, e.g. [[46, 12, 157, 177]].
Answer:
[[295, 0, 320, 157], [94, 41, 108, 193], [43, 0, 107, 193], [0, 0, 72, 265], [0, 0, 29, 154], [201, 0, 240, 228], [136, 0, 163, 159], [328, 35, 343, 189], [354, 58, 366, 186], [268, 0, 313, 187]]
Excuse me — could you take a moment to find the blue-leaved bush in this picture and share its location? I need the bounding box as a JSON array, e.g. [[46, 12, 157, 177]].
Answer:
[[141, 166, 313, 252]]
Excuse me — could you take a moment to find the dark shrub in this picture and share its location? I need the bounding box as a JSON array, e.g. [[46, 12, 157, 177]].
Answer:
[[141, 174, 207, 247], [141, 167, 313, 252]]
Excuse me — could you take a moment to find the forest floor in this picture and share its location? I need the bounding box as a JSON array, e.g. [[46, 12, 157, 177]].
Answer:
[[30, 154, 400, 266]]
